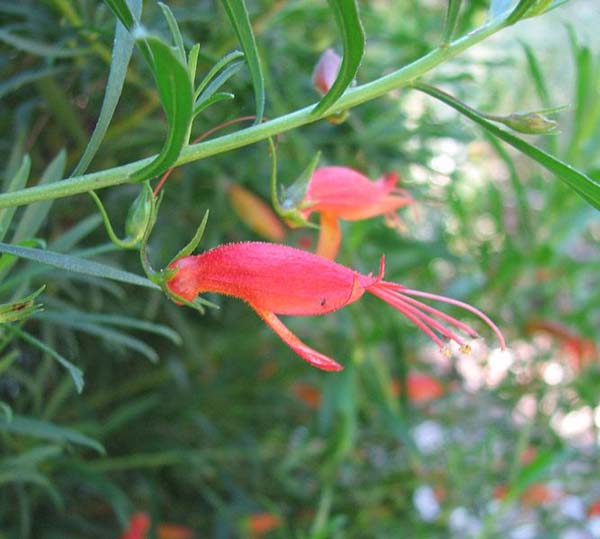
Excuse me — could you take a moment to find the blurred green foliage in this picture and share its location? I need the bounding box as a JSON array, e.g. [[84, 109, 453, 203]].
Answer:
[[0, 1, 599, 538]]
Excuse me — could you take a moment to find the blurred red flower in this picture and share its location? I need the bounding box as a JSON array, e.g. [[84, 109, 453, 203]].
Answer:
[[300, 166, 413, 260]]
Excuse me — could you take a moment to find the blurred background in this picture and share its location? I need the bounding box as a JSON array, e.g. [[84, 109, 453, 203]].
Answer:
[[0, 0, 599, 537]]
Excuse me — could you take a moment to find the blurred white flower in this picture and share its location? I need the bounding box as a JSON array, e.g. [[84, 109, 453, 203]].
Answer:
[[413, 420, 444, 455], [449, 506, 482, 536], [510, 523, 537, 539], [561, 528, 590, 539], [413, 485, 440, 522], [588, 517, 600, 539], [559, 496, 586, 521]]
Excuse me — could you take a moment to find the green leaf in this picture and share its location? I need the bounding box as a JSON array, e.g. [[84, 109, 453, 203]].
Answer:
[[131, 34, 194, 182], [8, 326, 84, 393], [194, 61, 243, 109], [521, 42, 551, 107], [102, 0, 137, 31], [0, 154, 30, 242], [0, 66, 66, 99], [0, 415, 105, 454], [0, 242, 160, 290], [0, 28, 89, 58], [0, 469, 63, 509], [72, 0, 142, 176], [0, 351, 19, 376], [158, 2, 186, 64], [414, 83, 600, 210], [312, 0, 365, 116], [194, 50, 244, 99], [37, 315, 160, 363], [193, 92, 235, 118], [443, 0, 462, 44], [44, 312, 181, 345], [220, 0, 265, 123], [1, 446, 63, 468], [12, 150, 66, 244], [0, 401, 12, 422]]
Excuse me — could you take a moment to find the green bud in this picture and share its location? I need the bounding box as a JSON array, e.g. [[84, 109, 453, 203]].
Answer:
[[496, 112, 558, 135], [0, 286, 45, 324], [125, 182, 154, 245]]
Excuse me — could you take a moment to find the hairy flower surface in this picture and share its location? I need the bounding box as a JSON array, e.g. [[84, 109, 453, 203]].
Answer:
[[301, 166, 413, 259], [167, 242, 505, 371]]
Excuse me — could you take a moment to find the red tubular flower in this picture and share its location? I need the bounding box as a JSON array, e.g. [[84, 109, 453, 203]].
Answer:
[[166, 242, 505, 371], [300, 166, 413, 260]]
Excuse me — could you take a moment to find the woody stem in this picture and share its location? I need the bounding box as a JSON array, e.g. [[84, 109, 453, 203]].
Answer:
[[0, 14, 510, 209]]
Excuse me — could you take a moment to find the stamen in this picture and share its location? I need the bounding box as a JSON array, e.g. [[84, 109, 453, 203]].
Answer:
[[401, 288, 506, 349], [369, 286, 447, 348], [382, 289, 467, 345], [396, 293, 480, 338]]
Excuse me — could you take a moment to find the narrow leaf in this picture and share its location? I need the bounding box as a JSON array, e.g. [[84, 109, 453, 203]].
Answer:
[[0, 401, 12, 422], [8, 326, 84, 393], [42, 311, 181, 345], [312, 0, 365, 116], [0, 28, 89, 58], [0, 415, 105, 454], [0, 66, 65, 99], [193, 92, 235, 118], [414, 83, 600, 210], [12, 150, 66, 244], [102, 0, 137, 31], [0, 242, 160, 290], [131, 35, 194, 182], [72, 0, 142, 176], [194, 50, 244, 99], [195, 60, 243, 104], [443, 0, 462, 44], [0, 154, 30, 242], [158, 2, 186, 64], [220, 0, 265, 123], [38, 315, 160, 363]]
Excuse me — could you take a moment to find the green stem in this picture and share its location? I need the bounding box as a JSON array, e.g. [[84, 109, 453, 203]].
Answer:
[[0, 16, 508, 210]]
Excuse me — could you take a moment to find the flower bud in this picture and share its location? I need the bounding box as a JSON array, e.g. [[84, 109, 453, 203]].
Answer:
[[227, 183, 286, 241], [125, 182, 154, 245], [312, 48, 341, 95], [492, 112, 558, 134], [0, 286, 45, 324]]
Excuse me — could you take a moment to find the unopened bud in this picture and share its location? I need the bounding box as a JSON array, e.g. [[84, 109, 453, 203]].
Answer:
[[492, 112, 558, 135], [0, 286, 45, 324], [125, 182, 154, 245], [227, 183, 286, 241], [312, 49, 341, 95]]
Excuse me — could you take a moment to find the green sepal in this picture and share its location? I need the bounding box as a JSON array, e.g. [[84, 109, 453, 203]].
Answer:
[[269, 138, 320, 228]]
